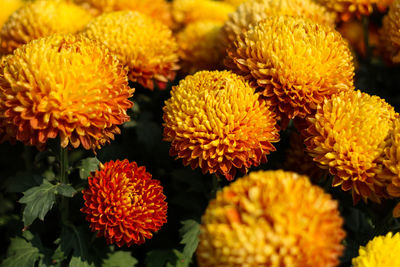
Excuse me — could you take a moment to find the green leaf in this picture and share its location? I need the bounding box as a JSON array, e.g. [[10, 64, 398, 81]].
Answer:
[[56, 184, 77, 197], [145, 250, 176, 267], [2, 235, 41, 267], [166, 250, 190, 267], [78, 157, 100, 179], [19, 180, 57, 226], [102, 251, 138, 267], [4, 173, 43, 193], [179, 220, 200, 260]]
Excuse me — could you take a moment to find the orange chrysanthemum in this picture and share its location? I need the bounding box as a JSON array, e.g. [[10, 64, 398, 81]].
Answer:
[[73, 0, 172, 27], [81, 160, 167, 247], [0, 0, 23, 27], [379, 0, 400, 63], [197, 170, 346, 266], [0, 0, 92, 54], [304, 90, 397, 203], [316, 0, 393, 21], [177, 21, 223, 74], [163, 70, 279, 180], [81, 11, 179, 90], [220, 0, 336, 54], [0, 34, 134, 150], [172, 0, 234, 29], [226, 16, 354, 119]]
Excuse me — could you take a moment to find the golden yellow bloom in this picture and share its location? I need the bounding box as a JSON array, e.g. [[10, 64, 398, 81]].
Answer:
[[222, 0, 247, 6], [177, 21, 223, 74], [197, 170, 346, 267], [0, 0, 92, 54], [0, 34, 134, 150], [81, 11, 179, 90], [226, 16, 354, 119], [163, 70, 279, 180], [379, 0, 400, 63], [316, 0, 393, 21], [220, 0, 336, 54], [352, 232, 400, 267], [172, 0, 234, 29], [0, 0, 23, 27], [73, 0, 172, 27], [304, 90, 397, 203]]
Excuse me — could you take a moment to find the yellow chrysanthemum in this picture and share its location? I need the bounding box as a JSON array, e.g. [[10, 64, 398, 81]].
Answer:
[[177, 21, 223, 74], [163, 70, 279, 180], [81, 11, 179, 90], [379, 0, 400, 63], [352, 232, 400, 267], [222, 0, 247, 6], [197, 170, 346, 267], [316, 0, 393, 21], [0, 34, 134, 150], [73, 0, 172, 27], [0, 0, 23, 27], [226, 16, 354, 119], [172, 0, 234, 29], [0, 0, 92, 55], [220, 0, 336, 54], [304, 90, 397, 203]]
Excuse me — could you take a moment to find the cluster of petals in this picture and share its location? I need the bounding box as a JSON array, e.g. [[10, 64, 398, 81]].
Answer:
[[177, 21, 223, 74], [0, 34, 133, 150], [0, 0, 92, 55], [73, 0, 173, 27], [226, 15, 355, 119], [316, 0, 393, 21], [81, 160, 167, 247], [0, 0, 23, 27], [162, 70, 279, 180], [80, 11, 179, 90], [379, 0, 400, 63], [171, 0, 234, 29], [220, 0, 336, 54], [352, 232, 400, 267], [197, 170, 345, 267], [304, 90, 397, 203]]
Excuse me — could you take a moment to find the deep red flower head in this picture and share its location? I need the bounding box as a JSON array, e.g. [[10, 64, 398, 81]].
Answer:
[[81, 160, 167, 247]]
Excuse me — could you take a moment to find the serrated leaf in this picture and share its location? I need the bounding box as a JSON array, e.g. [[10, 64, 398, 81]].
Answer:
[[145, 250, 175, 267], [179, 220, 200, 260], [166, 250, 190, 267], [2, 235, 41, 267], [4, 173, 43, 193], [19, 180, 57, 226], [102, 251, 138, 267], [56, 184, 77, 197], [78, 157, 100, 179]]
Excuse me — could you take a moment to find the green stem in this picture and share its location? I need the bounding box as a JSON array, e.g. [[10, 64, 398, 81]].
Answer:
[[60, 147, 69, 223], [362, 16, 371, 63]]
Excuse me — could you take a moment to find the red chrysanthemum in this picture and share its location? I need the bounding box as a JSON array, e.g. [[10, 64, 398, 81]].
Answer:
[[81, 160, 168, 247]]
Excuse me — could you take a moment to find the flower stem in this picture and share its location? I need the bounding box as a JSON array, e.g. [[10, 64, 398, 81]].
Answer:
[[362, 16, 371, 63], [60, 146, 69, 223]]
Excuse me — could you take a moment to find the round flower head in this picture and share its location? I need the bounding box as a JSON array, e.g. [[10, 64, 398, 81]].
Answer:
[[222, 0, 247, 7], [197, 170, 346, 267], [0, 0, 92, 54], [73, 0, 172, 27], [352, 232, 400, 267], [172, 0, 234, 29], [0, 34, 134, 150], [177, 21, 223, 74], [226, 16, 355, 119], [81, 11, 179, 90], [316, 0, 393, 21], [304, 90, 397, 203], [379, 0, 400, 63], [81, 160, 167, 247], [163, 70, 279, 180], [0, 0, 23, 27], [220, 0, 336, 54]]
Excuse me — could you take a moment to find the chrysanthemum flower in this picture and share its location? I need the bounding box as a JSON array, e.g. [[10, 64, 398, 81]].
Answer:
[[73, 0, 172, 27], [379, 0, 400, 63], [352, 232, 400, 267], [81, 160, 167, 247], [304, 90, 397, 203], [316, 0, 393, 21], [197, 170, 345, 266], [177, 21, 223, 74], [172, 0, 234, 29], [0, 0, 92, 54], [163, 70, 279, 180], [80, 11, 179, 90], [226, 16, 354, 119], [284, 132, 328, 182], [0, 0, 23, 28], [220, 0, 336, 54], [0, 34, 133, 150]]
